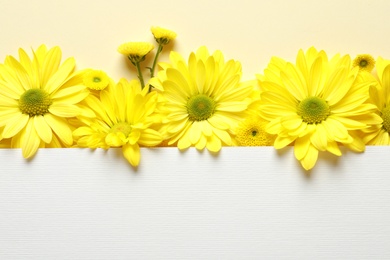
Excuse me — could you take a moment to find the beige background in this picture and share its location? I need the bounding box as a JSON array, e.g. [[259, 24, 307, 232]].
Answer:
[[2, 0, 390, 81]]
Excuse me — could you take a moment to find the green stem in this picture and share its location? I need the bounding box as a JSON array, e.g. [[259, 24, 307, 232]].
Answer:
[[150, 44, 163, 78], [135, 61, 145, 89]]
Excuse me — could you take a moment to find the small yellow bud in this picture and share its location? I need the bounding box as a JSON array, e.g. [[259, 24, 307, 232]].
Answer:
[[151, 26, 177, 45]]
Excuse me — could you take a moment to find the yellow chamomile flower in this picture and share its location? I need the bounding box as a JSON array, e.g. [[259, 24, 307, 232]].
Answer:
[[352, 54, 376, 72], [73, 79, 163, 167], [360, 57, 390, 144], [117, 42, 154, 64], [82, 69, 113, 91], [150, 26, 177, 79], [149, 46, 255, 152], [0, 45, 91, 158], [118, 42, 154, 90], [234, 115, 275, 146], [257, 47, 377, 170], [151, 26, 177, 45]]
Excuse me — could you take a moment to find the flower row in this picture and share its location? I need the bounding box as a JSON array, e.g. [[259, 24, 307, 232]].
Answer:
[[0, 27, 388, 170]]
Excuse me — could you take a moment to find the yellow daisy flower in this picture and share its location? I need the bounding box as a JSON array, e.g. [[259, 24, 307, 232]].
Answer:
[[352, 54, 376, 72], [234, 115, 275, 146], [0, 45, 91, 158], [149, 46, 255, 152], [361, 57, 390, 144], [82, 69, 113, 91], [73, 79, 163, 167], [258, 47, 377, 170], [118, 42, 154, 90], [151, 26, 177, 45]]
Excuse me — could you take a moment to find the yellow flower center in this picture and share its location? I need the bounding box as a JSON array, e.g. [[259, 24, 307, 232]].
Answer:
[[187, 94, 216, 121], [297, 97, 330, 124], [235, 117, 275, 146], [359, 60, 368, 67], [352, 54, 375, 72], [19, 89, 52, 117], [381, 107, 390, 132], [83, 70, 110, 90], [109, 122, 132, 136]]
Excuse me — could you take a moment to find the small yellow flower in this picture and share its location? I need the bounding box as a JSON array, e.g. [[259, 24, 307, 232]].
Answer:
[[151, 26, 177, 45], [73, 79, 163, 167], [117, 42, 154, 64], [352, 54, 376, 72], [234, 116, 275, 146], [83, 70, 111, 91]]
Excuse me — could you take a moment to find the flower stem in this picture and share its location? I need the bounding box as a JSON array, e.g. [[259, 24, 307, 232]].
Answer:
[[150, 44, 163, 78], [135, 61, 145, 89]]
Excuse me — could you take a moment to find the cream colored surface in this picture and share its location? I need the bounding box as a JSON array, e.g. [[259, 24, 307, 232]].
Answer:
[[1, 0, 390, 259], [2, 0, 390, 81]]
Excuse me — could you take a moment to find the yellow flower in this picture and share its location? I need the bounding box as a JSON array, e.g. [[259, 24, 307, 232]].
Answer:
[[360, 57, 390, 145], [117, 42, 154, 64], [82, 69, 113, 91], [73, 79, 163, 167], [149, 46, 255, 152], [257, 47, 377, 170], [352, 54, 376, 72], [151, 26, 177, 45], [234, 115, 275, 146], [0, 45, 91, 158]]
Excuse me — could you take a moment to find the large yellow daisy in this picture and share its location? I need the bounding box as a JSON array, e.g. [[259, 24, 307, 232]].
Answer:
[[149, 46, 255, 152], [361, 57, 390, 144], [0, 45, 91, 158], [73, 79, 163, 167], [257, 47, 378, 170]]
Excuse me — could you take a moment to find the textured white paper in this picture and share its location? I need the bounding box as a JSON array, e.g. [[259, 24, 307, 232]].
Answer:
[[0, 147, 390, 259]]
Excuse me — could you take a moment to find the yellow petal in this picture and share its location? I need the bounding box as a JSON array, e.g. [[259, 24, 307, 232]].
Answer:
[[33, 115, 52, 143], [310, 124, 328, 151], [294, 134, 311, 160], [2, 113, 29, 138], [44, 114, 73, 145], [274, 135, 296, 149], [46, 57, 75, 93], [40, 46, 62, 88], [128, 130, 141, 145], [105, 132, 125, 147], [21, 119, 41, 158], [49, 104, 81, 117], [206, 134, 221, 152], [326, 141, 342, 156], [138, 129, 162, 146], [122, 143, 140, 167], [300, 144, 319, 170], [51, 85, 88, 101], [217, 101, 248, 112], [308, 57, 324, 96]]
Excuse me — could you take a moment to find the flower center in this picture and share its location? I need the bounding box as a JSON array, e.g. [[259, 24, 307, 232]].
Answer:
[[251, 130, 258, 137], [93, 77, 101, 83], [109, 122, 132, 136], [359, 60, 368, 67], [187, 94, 216, 121], [19, 89, 52, 117], [297, 96, 330, 124], [381, 107, 390, 132], [83, 70, 110, 90]]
